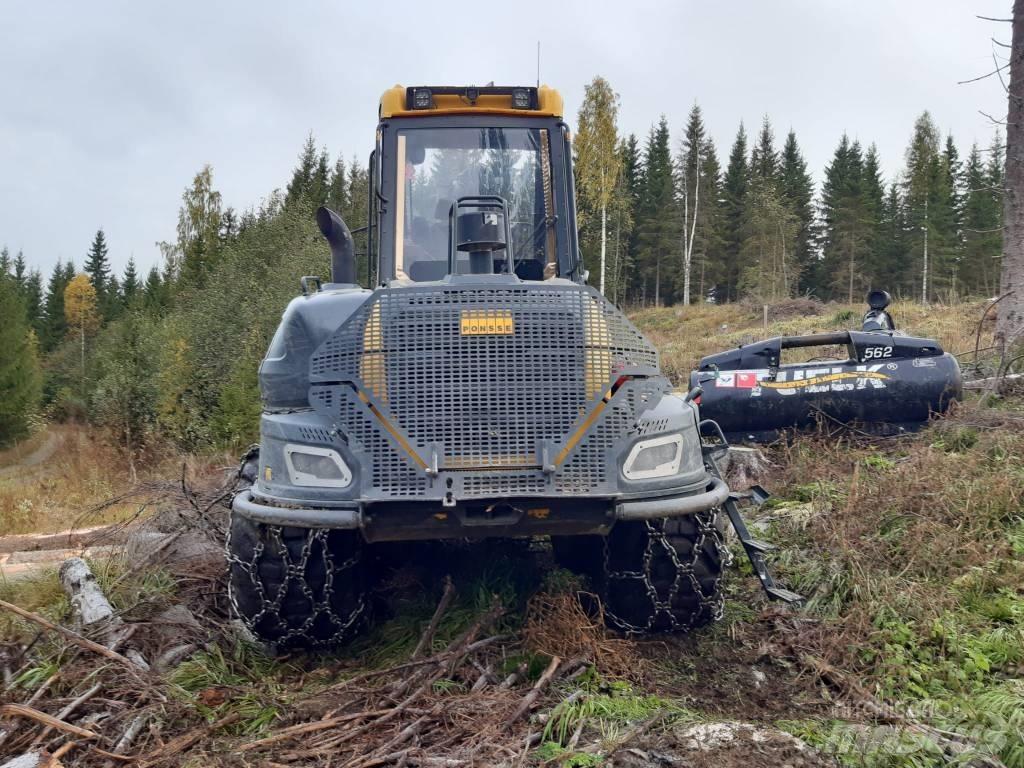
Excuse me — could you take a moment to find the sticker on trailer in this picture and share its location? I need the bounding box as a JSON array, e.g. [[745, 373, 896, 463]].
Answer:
[[724, 365, 893, 397], [714, 372, 736, 388], [736, 372, 761, 389]]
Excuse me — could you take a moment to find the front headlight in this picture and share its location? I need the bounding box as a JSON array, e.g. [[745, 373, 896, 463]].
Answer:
[[622, 434, 684, 480], [284, 444, 353, 488]]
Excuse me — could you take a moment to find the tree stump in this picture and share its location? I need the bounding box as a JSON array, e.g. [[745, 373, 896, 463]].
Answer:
[[719, 447, 776, 491]]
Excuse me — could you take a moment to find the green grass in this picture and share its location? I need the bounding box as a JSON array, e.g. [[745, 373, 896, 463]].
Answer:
[[543, 678, 695, 746], [169, 640, 291, 735], [760, 396, 1024, 768]]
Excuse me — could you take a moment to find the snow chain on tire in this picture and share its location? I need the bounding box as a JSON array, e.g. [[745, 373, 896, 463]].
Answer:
[[225, 448, 368, 649], [601, 509, 732, 635]]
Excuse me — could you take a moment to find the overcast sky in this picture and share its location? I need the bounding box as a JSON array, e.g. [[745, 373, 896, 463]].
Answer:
[[0, 1, 1012, 278]]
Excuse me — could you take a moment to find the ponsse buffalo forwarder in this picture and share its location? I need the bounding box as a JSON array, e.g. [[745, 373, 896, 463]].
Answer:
[[228, 85, 798, 649]]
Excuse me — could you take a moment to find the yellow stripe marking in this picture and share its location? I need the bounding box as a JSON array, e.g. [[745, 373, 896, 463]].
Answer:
[[553, 387, 613, 466], [357, 390, 428, 470]]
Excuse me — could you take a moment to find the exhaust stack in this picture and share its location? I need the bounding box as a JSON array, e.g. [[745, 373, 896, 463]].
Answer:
[[316, 206, 357, 285]]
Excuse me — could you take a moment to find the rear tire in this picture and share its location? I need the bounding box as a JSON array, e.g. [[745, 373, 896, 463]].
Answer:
[[554, 510, 727, 634]]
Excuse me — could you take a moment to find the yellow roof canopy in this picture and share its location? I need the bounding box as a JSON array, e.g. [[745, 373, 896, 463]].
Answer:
[[380, 85, 563, 119]]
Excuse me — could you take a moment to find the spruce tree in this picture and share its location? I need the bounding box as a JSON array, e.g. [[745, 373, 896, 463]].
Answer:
[[819, 134, 870, 301], [144, 266, 166, 311], [41, 260, 74, 351], [220, 208, 238, 243], [902, 112, 945, 301], [741, 119, 797, 300], [309, 148, 331, 208], [750, 117, 779, 188], [122, 257, 140, 306], [84, 229, 111, 299], [344, 160, 371, 283], [24, 269, 43, 336], [961, 142, 1003, 295], [327, 156, 348, 214], [607, 138, 638, 304], [0, 274, 42, 445], [0, 246, 10, 276], [779, 130, 816, 295], [878, 183, 910, 292], [285, 134, 318, 207], [694, 140, 724, 300], [860, 144, 887, 289], [936, 135, 965, 297], [635, 117, 675, 305], [721, 123, 750, 302], [619, 134, 643, 303], [13, 251, 26, 290]]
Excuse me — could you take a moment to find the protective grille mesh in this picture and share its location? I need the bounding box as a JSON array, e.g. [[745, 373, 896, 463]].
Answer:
[[556, 379, 666, 493], [310, 284, 658, 497]]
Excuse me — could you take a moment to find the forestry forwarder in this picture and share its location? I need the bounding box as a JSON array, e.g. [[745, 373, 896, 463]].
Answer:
[[227, 84, 799, 649]]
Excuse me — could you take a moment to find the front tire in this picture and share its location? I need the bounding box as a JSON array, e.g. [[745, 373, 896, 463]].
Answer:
[[226, 512, 369, 649], [554, 510, 727, 634]]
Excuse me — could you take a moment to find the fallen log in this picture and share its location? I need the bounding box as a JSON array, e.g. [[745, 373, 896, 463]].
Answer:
[[59, 557, 117, 626], [58, 557, 148, 671]]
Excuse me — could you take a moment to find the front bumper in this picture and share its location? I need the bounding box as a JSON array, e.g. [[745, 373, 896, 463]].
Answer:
[[231, 475, 731, 540]]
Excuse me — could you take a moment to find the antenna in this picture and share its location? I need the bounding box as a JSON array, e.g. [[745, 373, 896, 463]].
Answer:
[[536, 41, 540, 87]]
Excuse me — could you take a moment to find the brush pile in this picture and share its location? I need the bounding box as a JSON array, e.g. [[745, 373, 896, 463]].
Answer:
[[0, 474, 630, 767]]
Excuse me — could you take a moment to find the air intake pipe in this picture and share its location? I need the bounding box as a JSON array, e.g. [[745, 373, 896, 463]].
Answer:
[[316, 206, 357, 285]]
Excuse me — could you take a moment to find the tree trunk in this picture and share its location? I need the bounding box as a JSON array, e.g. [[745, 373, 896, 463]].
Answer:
[[922, 199, 930, 305], [998, 0, 1024, 344], [599, 202, 607, 294], [682, 153, 701, 306], [612, 217, 621, 305]]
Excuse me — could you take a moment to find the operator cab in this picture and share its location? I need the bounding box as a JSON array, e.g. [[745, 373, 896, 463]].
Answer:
[[366, 85, 581, 286]]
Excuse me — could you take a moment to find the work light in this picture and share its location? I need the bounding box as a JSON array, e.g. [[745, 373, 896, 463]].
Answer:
[[411, 88, 433, 109], [284, 445, 353, 488], [511, 88, 532, 109], [622, 434, 684, 480]]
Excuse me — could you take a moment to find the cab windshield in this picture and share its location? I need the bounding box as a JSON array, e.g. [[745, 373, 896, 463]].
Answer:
[[394, 127, 554, 281]]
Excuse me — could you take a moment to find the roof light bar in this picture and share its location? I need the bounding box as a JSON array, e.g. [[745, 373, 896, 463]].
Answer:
[[404, 86, 539, 111]]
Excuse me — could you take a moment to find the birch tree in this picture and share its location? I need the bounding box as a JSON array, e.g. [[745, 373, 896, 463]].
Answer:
[[64, 273, 100, 378], [678, 105, 705, 305], [575, 77, 621, 294]]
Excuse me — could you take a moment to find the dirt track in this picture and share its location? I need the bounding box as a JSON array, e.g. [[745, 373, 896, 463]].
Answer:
[[0, 431, 60, 479]]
